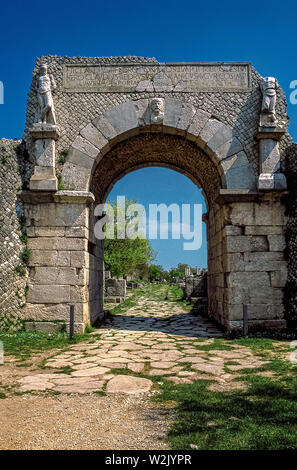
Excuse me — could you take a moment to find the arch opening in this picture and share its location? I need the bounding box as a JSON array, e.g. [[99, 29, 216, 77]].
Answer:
[[87, 133, 226, 327]]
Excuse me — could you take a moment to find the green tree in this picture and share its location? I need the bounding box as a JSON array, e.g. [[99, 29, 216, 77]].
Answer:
[[104, 198, 156, 278], [148, 264, 162, 281], [169, 268, 184, 280]]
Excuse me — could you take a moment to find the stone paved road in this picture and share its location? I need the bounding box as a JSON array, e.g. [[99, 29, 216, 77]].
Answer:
[[17, 286, 267, 394]]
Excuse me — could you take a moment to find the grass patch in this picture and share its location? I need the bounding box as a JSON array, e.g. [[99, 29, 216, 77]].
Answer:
[[13, 264, 26, 276], [53, 365, 74, 375], [195, 338, 233, 351], [230, 337, 280, 353], [20, 247, 31, 265], [153, 372, 297, 450], [0, 330, 96, 360], [93, 390, 106, 396], [107, 286, 148, 315]]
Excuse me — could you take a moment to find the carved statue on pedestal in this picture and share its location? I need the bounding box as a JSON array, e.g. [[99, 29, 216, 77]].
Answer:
[[35, 64, 57, 125], [260, 77, 279, 127]]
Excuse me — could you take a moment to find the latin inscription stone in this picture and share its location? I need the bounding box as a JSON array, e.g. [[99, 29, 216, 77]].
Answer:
[[63, 63, 251, 93]]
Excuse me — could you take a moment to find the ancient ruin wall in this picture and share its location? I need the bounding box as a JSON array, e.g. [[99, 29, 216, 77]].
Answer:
[[0, 139, 28, 329], [0, 56, 297, 331]]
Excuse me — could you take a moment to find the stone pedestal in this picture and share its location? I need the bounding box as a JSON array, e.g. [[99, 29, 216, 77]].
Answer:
[[29, 124, 60, 191], [256, 126, 287, 191]]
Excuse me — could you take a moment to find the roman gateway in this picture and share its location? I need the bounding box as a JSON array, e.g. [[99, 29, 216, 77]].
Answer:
[[2, 56, 296, 334]]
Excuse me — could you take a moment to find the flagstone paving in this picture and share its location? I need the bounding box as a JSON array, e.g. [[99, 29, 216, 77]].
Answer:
[[16, 287, 268, 395]]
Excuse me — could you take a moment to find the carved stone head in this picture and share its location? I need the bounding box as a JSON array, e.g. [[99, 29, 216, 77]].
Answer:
[[150, 98, 164, 124], [39, 64, 48, 75]]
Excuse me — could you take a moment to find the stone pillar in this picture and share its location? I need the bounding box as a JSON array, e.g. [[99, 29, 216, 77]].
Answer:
[[185, 266, 191, 277], [218, 191, 287, 330], [29, 124, 59, 191], [21, 190, 97, 334], [256, 127, 287, 190]]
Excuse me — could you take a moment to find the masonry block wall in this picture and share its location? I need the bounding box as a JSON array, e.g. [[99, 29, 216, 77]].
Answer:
[[227, 198, 286, 328], [0, 139, 28, 330], [207, 197, 287, 329], [88, 212, 104, 324], [23, 195, 93, 333]]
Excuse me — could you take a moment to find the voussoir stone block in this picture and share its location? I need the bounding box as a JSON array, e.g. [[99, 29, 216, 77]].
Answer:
[[221, 151, 257, 190], [104, 102, 138, 135], [67, 147, 95, 170], [163, 98, 183, 128], [177, 102, 196, 132], [207, 124, 233, 153], [133, 99, 150, 127], [80, 122, 108, 151], [216, 137, 243, 160], [187, 109, 211, 139], [72, 135, 99, 159], [92, 115, 117, 140], [199, 118, 226, 147]]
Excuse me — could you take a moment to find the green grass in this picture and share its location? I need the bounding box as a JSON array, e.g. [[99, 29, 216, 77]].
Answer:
[[107, 285, 150, 315], [0, 330, 97, 360], [153, 370, 297, 450], [13, 264, 26, 276]]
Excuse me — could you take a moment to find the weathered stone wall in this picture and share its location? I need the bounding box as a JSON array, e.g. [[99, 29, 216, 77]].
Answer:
[[183, 271, 208, 300], [208, 196, 287, 329], [0, 139, 28, 330], [24, 56, 291, 181], [1, 56, 296, 333], [23, 194, 95, 333], [284, 142, 297, 327], [208, 204, 227, 325]]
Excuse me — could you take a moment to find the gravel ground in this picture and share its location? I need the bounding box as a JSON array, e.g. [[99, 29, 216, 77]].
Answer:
[[0, 394, 172, 450]]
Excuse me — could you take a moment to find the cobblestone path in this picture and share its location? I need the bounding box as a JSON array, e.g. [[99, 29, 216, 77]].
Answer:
[[16, 285, 267, 395]]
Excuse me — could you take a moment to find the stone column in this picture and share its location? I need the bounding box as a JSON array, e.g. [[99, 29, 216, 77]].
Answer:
[[217, 191, 287, 330], [29, 123, 59, 191], [21, 190, 98, 334], [256, 127, 287, 190], [185, 266, 191, 277]]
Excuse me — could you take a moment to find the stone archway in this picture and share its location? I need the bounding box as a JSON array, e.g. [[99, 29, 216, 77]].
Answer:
[[22, 71, 288, 333], [58, 98, 259, 330], [87, 131, 225, 328], [61, 99, 256, 195]]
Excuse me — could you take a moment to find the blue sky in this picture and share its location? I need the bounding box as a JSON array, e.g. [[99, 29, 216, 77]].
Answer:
[[107, 168, 208, 270], [0, 0, 296, 268]]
